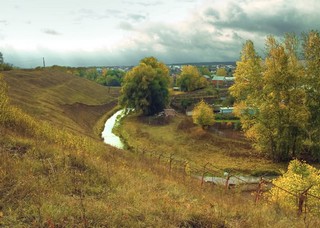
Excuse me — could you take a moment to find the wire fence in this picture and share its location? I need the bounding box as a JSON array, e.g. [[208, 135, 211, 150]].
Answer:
[[131, 146, 320, 217]]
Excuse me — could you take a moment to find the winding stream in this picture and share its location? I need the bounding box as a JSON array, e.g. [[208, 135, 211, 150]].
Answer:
[[101, 109, 126, 149], [101, 110, 277, 186]]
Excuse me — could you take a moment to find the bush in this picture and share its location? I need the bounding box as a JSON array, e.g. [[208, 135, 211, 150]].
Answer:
[[234, 121, 242, 131], [0, 63, 13, 71], [269, 159, 320, 214], [215, 113, 238, 120], [192, 100, 215, 129]]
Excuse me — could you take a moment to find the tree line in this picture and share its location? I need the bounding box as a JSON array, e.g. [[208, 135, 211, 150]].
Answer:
[[0, 52, 13, 71], [120, 31, 320, 162], [49, 66, 125, 87], [230, 31, 320, 162]]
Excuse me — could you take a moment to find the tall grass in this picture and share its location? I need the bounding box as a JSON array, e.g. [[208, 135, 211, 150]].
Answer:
[[1, 104, 320, 227], [1, 71, 320, 227], [118, 114, 286, 175]]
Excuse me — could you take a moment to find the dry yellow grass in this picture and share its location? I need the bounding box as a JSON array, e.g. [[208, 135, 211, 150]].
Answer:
[[119, 114, 287, 175], [1, 69, 319, 227], [3, 68, 119, 137]]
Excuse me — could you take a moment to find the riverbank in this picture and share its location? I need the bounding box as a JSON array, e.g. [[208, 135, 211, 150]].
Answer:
[[117, 113, 287, 176], [101, 109, 126, 149], [2, 69, 319, 227], [93, 105, 122, 138]]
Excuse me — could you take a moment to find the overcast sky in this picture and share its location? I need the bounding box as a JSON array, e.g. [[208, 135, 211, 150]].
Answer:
[[0, 0, 319, 68]]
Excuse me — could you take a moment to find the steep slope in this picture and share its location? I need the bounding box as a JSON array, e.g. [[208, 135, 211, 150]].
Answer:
[[3, 69, 119, 137]]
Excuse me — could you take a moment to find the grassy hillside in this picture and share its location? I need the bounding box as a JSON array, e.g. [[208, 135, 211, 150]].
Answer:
[[0, 69, 319, 227], [3, 69, 119, 137], [118, 114, 287, 175]]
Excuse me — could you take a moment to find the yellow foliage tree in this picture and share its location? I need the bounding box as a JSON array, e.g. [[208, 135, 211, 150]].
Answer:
[[230, 36, 309, 161], [216, 68, 227, 76], [120, 57, 170, 116], [269, 159, 320, 214], [303, 31, 320, 160], [177, 65, 208, 92], [192, 100, 214, 129]]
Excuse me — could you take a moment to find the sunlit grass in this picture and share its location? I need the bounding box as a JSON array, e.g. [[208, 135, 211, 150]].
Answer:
[[3, 69, 119, 137], [119, 114, 287, 175], [1, 69, 319, 226]]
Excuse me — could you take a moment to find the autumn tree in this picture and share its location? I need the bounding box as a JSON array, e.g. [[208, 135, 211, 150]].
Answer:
[[303, 30, 320, 160], [216, 67, 227, 76], [261, 35, 308, 161], [198, 66, 210, 76], [229, 40, 263, 151], [119, 57, 170, 116], [177, 65, 208, 92], [230, 36, 309, 161], [269, 160, 320, 214], [192, 100, 215, 129], [229, 40, 263, 103]]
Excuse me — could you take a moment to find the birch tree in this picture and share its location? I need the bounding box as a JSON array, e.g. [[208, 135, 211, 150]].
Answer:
[[230, 36, 309, 161], [303, 31, 320, 160]]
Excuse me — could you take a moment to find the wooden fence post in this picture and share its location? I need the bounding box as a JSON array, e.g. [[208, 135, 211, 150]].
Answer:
[[298, 193, 306, 216], [225, 174, 231, 190], [298, 186, 313, 216], [158, 153, 163, 164], [169, 154, 174, 173], [255, 177, 264, 203], [184, 161, 189, 177], [201, 163, 210, 187]]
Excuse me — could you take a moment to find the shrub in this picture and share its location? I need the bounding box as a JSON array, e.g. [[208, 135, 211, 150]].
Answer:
[[269, 159, 320, 214], [192, 100, 215, 129], [0, 63, 13, 71]]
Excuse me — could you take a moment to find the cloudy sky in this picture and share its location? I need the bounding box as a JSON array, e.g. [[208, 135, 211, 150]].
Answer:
[[0, 0, 319, 68]]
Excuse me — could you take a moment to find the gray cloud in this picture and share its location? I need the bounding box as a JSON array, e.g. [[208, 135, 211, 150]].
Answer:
[[116, 22, 243, 64], [105, 9, 122, 17], [111, 0, 320, 64], [3, 0, 320, 68], [128, 14, 147, 22], [42, 29, 61, 36], [119, 21, 134, 31], [203, 1, 320, 36], [0, 20, 8, 25], [76, 9, 100, 20]]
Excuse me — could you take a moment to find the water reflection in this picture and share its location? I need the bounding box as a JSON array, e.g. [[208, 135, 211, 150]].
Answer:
[[101, 109, 125, 149]]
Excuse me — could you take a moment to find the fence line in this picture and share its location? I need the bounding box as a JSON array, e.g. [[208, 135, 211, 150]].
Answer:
[[132, 146, 320, 216]]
